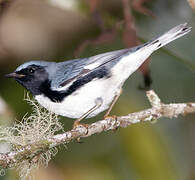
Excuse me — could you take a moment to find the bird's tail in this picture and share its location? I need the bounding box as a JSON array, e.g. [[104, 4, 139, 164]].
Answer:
[[145, 23, 191, 51]]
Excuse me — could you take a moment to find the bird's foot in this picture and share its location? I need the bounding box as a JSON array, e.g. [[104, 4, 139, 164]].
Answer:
[[73, 120, 89, 130], [104, 115, 117, 120], [103, 115, 118, 132], [73, 120, 89, 142]]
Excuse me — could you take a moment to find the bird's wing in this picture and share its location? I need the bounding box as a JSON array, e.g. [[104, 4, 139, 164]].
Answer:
[[84, 48, 130, 70], [51, 58, 87, 89], [51, 47, 139, 90]]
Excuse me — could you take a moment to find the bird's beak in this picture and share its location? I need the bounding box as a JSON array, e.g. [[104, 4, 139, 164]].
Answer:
[[5, 72, 25, 78]]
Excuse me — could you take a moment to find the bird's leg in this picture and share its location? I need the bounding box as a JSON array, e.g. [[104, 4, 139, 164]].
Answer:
[[104, 88, 123, 120], [73, 97, 103, 129]]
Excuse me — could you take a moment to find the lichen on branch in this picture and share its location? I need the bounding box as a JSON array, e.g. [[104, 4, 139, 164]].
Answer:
[[0, 94, 62, 180]]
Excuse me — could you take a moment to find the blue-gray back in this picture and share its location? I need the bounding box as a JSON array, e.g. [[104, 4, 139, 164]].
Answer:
[[50, 44, 148, 89]]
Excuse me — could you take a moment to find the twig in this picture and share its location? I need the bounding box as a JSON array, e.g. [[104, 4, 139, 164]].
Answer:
[[132, 0, 156, 18], [0, 90, 195, 170], [122, 0, 137, 47]]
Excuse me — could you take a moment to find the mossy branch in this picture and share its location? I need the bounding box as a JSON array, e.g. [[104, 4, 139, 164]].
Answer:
[[0, 90, 194, 179]]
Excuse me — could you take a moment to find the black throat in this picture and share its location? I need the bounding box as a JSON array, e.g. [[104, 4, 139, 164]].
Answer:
[[39, 67, 110, 103]]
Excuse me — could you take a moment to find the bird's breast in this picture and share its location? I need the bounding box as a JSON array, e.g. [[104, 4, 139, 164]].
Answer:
[[35, 76, 121, 119]]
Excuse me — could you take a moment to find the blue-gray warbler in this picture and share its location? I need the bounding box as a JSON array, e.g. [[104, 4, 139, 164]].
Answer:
[[6, 23, 191, 127]]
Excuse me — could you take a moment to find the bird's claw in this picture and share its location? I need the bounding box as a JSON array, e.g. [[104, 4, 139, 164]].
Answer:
[[73, 121, 89, 129], [73, 120, 89, 138], [103, 115, 117, 120], [103, 115, 118, 132], [73, 121, 89, 142]]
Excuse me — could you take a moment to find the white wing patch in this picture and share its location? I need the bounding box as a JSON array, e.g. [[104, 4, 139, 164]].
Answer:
[[84, 49, 129, 70], [84, 62, 101, 70]]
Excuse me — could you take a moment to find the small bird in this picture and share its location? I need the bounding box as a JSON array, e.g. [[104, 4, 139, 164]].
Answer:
[[6, 23, 191, 127]]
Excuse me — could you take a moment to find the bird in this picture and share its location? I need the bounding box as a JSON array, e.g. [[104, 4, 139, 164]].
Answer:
[[5, 23, 191, 128]]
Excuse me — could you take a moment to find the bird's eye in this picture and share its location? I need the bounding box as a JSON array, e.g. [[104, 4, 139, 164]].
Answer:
[[29, 68, 35, 73]]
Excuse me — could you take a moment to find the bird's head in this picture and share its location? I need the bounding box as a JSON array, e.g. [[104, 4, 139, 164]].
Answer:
[[5, 61, 57, 95]]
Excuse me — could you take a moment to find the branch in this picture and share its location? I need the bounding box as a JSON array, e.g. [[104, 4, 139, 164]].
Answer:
[[0, 90, 195, 178]]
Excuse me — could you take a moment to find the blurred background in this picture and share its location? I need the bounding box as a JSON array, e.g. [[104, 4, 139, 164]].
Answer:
[[0, 0, 194, 179]]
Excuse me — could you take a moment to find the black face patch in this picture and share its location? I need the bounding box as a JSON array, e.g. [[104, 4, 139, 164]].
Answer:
[[15, 65, 48, 95], [39, 66, 110, 102]]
